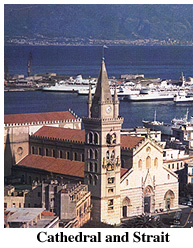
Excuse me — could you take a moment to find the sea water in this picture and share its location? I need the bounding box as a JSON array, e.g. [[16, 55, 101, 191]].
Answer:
[[4, 45, 193, 128]]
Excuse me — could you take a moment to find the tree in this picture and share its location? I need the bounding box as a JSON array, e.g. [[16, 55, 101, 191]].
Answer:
[[184, 183, 193, 198], [121, 215, 165, 228]]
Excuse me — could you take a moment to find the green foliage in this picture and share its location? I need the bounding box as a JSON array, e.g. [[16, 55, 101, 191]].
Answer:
[[184, 183, 193, 197], [121, 215, 165, 228]]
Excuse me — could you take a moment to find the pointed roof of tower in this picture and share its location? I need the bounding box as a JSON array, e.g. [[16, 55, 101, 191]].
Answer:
[[114, 85, 119, 103], [92, 59, 112, 104], [88, 85, 92, 103]]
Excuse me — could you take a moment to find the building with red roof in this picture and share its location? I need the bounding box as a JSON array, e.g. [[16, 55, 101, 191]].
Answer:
[[4, 110, 82, 177]]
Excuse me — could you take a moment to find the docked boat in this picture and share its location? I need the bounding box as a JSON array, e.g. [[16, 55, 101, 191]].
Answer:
[[174, 92, 193, 103], [42, 75, 97, 92], [126, 88, 178, 102], [142, 110, 173, 135], [77, 85, 140, 96], [143, 108, 191, 135]]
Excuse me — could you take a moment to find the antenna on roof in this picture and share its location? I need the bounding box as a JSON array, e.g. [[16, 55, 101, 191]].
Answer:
[[102, 45, 108, 61]]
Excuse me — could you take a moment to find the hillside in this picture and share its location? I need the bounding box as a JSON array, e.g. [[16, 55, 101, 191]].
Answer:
[[4, 4, 193, 46]]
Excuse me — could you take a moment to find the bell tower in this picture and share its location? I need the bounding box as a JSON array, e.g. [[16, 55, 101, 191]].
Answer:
[[83, 58, 124, 225]]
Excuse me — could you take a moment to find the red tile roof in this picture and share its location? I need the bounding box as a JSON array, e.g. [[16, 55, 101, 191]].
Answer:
[[41, 211, 55, 216], [32, 126, 85, 143], [4, 111, 77, 124], [17, 154, 84, 178], [121, 135, 144, 149], [32, 126, 144, 149], [17, 155, 128, 179]]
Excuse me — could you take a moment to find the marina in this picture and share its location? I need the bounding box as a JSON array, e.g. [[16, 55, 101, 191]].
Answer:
[[4, 45, 193, 126]]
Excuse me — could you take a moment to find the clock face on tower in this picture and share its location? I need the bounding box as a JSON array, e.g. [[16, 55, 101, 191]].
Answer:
[[106, 106, 111, 113]]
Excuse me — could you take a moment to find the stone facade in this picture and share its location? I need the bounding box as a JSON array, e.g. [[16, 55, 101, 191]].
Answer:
[[83, 59, 179, 224]]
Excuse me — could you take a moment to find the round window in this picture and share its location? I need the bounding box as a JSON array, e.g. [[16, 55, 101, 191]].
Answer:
[[17, 147, 23, 155]]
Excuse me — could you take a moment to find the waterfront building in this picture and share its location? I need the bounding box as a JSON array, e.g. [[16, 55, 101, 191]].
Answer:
[[121, 127, 161, 142]]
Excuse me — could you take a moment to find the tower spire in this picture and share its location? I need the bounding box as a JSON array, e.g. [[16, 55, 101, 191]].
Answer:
[[91, 59, 113, 118], [92, 60, 112, 104], [113, 84, 119, 118], [87, 86, 92, 118]]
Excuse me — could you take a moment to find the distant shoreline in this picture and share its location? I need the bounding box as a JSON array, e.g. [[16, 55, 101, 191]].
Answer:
[[5, 43, 193, 47]]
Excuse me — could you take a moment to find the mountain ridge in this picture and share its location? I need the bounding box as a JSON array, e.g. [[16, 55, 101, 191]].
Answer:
[[4, 4, 193, 46]]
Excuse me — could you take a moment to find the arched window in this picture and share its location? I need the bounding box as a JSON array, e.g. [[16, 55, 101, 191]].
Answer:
[[94, 132, 99, 144], [38, 147, 42, 155], [146, 156, 151, 169], [59, 150, 63, 158], [154, 157, 158, 167], [67, 151, 70, 160], [89, 132, 93, 144], [45, 148, 48, 156], [52, 149, 56, 158], [95, 149, 98, 160], [90, 149, 94, 159], [32, 146, 35, 154], [74, 152, 77, 161], [94, 162, 97, 172], [138, 159, 142, 169], [90, 162, 93, 172]]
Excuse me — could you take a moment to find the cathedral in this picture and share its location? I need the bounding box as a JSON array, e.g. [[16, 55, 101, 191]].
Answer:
[[82, 59, 179, 225], [5, 58, 179, 226]]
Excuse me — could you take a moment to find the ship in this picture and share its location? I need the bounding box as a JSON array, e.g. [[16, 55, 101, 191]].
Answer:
[[174, 91, 193, 103], [42, 75, 97, 92], [126, 88, 177, 102], [142, 108, 191, 135], [77, 85, 140, 96]]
